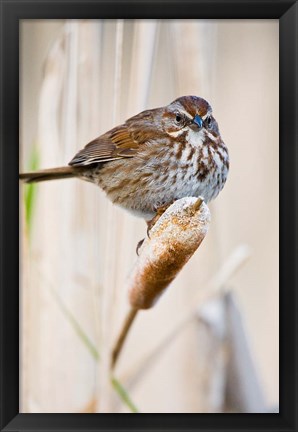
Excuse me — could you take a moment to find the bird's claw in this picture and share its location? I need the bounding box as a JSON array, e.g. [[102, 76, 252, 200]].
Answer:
[[146, 203, 172, 238], [136, 238, 145, 256]]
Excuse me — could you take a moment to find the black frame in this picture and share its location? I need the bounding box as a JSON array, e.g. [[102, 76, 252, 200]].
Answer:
[[0, 0, 297, 431]]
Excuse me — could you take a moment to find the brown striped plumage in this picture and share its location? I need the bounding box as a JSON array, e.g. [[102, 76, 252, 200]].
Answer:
[[20, 96, 229, 220]]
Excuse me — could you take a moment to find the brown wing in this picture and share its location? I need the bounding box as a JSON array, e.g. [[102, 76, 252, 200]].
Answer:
[[68, 125, 140, 167], [69, 108, 161, 167]]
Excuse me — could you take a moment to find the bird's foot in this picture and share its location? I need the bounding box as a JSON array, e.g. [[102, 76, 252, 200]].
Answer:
[[136, 203, 173, 255], [146, 203, 172, 238]]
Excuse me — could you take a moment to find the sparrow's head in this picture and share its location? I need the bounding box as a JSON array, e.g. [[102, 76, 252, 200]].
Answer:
[[162, 95, 220, 144]]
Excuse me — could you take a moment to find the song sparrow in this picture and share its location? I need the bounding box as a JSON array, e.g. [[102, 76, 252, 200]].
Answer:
[[20, 96, 229, 221]]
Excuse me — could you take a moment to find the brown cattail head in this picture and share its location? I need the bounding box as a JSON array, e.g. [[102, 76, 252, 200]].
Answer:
[[128, 197, 211, 309]]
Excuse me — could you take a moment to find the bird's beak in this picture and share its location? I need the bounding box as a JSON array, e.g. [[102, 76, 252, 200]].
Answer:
[[193, 114, 203, 129]]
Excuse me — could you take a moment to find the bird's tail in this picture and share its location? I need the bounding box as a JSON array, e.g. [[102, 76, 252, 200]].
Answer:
[[19, 166, 78, 183]]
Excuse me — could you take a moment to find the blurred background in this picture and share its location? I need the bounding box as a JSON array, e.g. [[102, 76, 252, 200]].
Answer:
[[20, 19, 279, 413]]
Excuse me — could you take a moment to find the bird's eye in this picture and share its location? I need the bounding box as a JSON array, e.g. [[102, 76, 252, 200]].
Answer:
[[175, 112, 183, 123], [206, 116, 213, 128]]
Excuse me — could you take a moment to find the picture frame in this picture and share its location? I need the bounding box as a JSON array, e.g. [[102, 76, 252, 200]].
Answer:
[[0, 0, 297, 431]]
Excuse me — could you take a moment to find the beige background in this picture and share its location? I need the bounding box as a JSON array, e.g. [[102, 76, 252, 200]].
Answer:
[[20, 19, 278, 413]]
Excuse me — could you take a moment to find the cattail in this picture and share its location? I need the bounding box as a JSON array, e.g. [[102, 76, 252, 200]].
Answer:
[[112, 197, 210, 368], [128, 197, 210, 309]]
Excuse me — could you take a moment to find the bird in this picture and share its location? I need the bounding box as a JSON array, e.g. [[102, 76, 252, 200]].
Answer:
[[20, 95, 229, 226]]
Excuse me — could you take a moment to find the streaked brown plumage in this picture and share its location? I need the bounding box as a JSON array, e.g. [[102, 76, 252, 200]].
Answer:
[[20, 96, 229, 220]]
